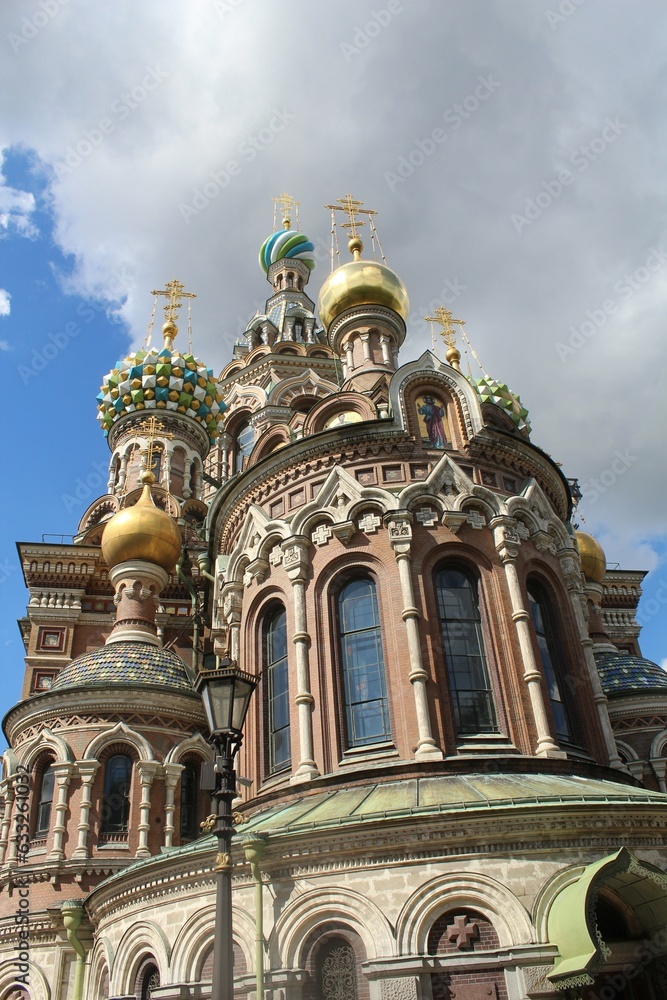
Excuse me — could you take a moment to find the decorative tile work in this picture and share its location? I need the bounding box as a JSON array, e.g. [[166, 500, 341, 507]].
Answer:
[[595, 653, 667, 696], [51, 641, 193, 692]]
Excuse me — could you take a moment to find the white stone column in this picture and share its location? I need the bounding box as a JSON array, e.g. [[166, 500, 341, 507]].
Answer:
[[47, 763, 74, 861], [344, 341, 355, 373], [379, 333, 392, 366], [219, 433, 232, 483], [360, 332, 371, 362], [559, 547, 626, 770], [491, 517, 564, 758], [284, 539, 319, 782], [0, 779, 16, 865], [386, 512, 443, 760], [72, 761, 99, 859], [135, 761, 159, 859], [163, 762, 184, 849], [183, 457, 193, 498], [221, 584, 243, 663]]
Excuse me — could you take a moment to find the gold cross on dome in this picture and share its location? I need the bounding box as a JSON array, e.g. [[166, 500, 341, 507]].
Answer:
[[272, 192, 301, 228], [151, 279, 196, 323], [325, 193, 377, 240], [425, 307, 466, 349], [135, 415, 174, 479]]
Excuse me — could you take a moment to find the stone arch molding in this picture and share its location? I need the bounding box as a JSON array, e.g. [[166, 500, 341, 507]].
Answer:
[[83, 722, 154, 763], [0, 959, 50, 1000], [18, 728, 74, 770], [112, 919, 172, 994], [165, 733, 212, 765], [171, 904, 255, 982], [87, 936, 114, 994], [225, 504, 288, 585], [271, 885, 395, 969], [395, 871, 534, 955]]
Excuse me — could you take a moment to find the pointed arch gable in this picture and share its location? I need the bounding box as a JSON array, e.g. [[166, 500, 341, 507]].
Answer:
[[165, 733, 212, 765], [84, 722, 154, 763], [18, 728, 74, 769], [389, 351, 484, 441]]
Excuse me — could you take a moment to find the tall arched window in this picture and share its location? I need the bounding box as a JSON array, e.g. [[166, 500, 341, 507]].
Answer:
[[435, 566, 498, 735], [235, 421, 254, 473], [527, 581, 571, 741], [101, 754, 132, 834], [179, 762, 199, 840], [35, 763, 55, 837], [338, 577, 391, 748], [265, 606, 290, 772]]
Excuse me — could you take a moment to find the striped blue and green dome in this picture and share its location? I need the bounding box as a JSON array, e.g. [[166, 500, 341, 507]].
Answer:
[[259, 228, 316, 274], [471, 376, 531, 435], [96, 346, 226, 443], [51, 641, 194, 693]]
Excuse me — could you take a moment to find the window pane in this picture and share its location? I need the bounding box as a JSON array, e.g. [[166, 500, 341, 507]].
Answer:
[[102, 754, 131, 833], [528, 587, 570, 740], [35, 765, 55, 836], [180, 763, 199, 839], [339, 578, 390, 748], [435, 568, 498, 735], [266, 608, 290, 772]]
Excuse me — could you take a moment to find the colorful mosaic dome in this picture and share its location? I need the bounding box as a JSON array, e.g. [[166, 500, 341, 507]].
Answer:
[[96, 346, 225, 443], [471, 376, 531, 435], [51, 641, 194, 693], [259, 228, 316, 273], [595, 652, 667, 698]]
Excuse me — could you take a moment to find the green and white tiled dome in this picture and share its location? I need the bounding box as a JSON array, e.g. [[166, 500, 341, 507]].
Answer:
[[471, 376, 531, 435], [96, 346, 226, 443]]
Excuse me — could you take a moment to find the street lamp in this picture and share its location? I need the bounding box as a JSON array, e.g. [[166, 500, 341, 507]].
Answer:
[[195, 657, 259, 1000]]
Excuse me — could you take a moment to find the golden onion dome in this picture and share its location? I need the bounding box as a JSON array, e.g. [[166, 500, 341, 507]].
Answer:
[[576, 531, 607, 584], [102, 472, 182, 573], [317, 238, 409, 331]]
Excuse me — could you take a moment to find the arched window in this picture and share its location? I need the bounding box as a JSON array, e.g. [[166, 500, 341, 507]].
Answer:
[[101, 754, 132, 834], [265, 606, 290, 772], [135, 960, 160, 1000], [235, 421, 254, 473], [179, 762, 199, 840], [35, 763, 55, 837], [337, 577, 390, 748], [527, 581, 571, 741], [434, 566, 498, 735]]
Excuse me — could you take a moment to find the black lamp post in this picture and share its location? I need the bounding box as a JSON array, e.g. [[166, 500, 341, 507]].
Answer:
[[195, 658, 259, 1000]]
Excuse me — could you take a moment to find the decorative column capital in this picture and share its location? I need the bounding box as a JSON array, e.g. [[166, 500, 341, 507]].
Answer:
[[384, 511, 413, 555], [282, 536, 311, 582], [163, 762, 185, 787], [490, 515, 521, 562], [77, 760, 100, 783], [136, 761, 160, 784]]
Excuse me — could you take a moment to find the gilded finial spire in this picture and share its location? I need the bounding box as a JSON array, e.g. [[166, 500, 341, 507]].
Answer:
[[272, 192, 301, 230], [151, 279, 197, 349], [325, 194, 377, 261], [425, 307, 465, 372]]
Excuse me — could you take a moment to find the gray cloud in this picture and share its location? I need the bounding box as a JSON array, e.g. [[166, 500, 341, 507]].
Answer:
[[1, 0, 666, 573]]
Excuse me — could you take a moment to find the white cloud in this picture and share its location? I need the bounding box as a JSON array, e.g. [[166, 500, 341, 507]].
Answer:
[[0, 153, 36, 237], [0, 289, 9, 316], [0, 340, 9, 351], [0, 0, 665, 576]]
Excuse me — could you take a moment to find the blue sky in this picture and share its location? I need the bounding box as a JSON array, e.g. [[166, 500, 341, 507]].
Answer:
[[1, 1, 666, 721]]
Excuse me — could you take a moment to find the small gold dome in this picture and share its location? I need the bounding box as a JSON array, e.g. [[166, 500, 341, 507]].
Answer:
[[317, 258, 410, 331], [102, 474, 182, 572], [576, 531, 607, 583]]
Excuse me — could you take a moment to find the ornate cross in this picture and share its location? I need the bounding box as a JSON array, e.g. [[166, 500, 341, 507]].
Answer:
[[135, 415, 174, 480], [151, 279, 196, 323], [272, 192, 301, 229], [424, 306, 466, 350], [446, 914, 480, 949], [325, 193, 377, 240]]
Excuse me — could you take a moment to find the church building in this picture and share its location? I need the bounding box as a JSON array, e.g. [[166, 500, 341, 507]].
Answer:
[[1, 196, 667, 1000]]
